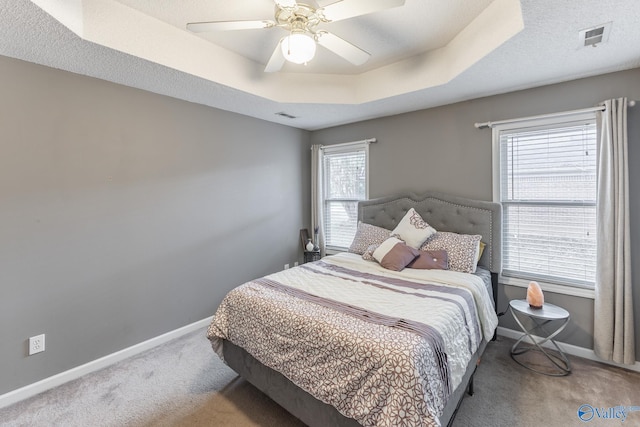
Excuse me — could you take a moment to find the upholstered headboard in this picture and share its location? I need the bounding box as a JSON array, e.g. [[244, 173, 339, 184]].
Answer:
[[357, 191, 502, 274]]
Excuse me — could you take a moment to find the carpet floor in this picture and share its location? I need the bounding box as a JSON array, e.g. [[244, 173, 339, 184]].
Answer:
[[1, 329, 639, 427]]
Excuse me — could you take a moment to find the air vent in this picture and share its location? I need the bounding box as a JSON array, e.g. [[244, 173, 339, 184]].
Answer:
[[276, 112, 297, 119], [584, 27, 604, 45], [578, 22, 611, 48]]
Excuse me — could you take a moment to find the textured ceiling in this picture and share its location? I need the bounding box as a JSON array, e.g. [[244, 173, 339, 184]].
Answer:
[[1, 0, 640, 130]]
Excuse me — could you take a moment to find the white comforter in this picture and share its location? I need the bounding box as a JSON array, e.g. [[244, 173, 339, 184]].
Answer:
[[208, 253, 498, 427]]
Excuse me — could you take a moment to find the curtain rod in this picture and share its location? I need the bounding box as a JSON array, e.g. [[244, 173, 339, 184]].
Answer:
[[474, 100, 637, 129], [316, 138, 377, 149]]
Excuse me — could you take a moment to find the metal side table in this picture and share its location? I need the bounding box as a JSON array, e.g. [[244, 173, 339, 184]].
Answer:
[[509, 299, 571, 376], [303, 250, 321, 263]]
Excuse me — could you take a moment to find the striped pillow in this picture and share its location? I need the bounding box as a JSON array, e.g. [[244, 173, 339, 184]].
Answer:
[[373, 237, 420, 271]]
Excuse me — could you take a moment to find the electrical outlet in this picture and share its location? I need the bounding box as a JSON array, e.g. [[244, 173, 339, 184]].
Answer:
[[284, 263, 289, 270], [294, 261, 299, 267], [29, 334, 45, 355]]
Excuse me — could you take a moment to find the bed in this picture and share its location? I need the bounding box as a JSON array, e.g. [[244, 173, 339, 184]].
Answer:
[[207, 191, 502, 427]]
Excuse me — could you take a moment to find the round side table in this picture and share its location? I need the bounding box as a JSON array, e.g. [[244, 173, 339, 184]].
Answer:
[[509, 299, 571, 376]]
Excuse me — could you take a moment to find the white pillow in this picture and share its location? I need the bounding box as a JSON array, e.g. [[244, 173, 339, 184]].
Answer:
[[391, 208, 436, 249]]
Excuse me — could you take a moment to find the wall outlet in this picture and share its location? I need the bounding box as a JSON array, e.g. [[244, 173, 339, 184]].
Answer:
[[294, 261, 299, 267], [284, 263, 290, 270], [29, 334, 45, 355]]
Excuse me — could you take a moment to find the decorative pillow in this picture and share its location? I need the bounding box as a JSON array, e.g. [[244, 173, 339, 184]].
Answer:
[[373, 237, 420, 271], [421, 232, 482, 273], [477, 241, 486, 262], [362, 244, 379, 261], [390, 208, 436, 249], [363, 236, 409, 261], [348, 222, 391, 255], [408, 250, 449, 270]]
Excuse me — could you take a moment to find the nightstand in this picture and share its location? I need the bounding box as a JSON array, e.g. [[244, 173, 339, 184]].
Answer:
[[303, 251, 321, 263], [509, 299, 571, 376]]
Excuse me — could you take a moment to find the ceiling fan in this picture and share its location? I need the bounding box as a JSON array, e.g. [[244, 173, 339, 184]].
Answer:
[[186, 0, 406, 72]]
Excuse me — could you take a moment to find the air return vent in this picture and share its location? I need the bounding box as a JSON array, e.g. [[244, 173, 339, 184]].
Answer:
[[578, 22, 611, 48]]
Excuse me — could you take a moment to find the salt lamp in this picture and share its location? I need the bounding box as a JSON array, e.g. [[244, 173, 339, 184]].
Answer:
[[527, 281, 544, 309]]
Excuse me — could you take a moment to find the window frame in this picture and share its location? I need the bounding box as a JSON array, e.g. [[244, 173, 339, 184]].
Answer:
[[322, 142, 370, 253], [492, 112, 597, 299]]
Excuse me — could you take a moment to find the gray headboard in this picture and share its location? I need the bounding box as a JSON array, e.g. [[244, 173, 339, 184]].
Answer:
[[357, 191, 502, 274]]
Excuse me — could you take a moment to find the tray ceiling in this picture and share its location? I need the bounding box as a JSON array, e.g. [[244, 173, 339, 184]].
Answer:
[[2, 0, 640, 130]]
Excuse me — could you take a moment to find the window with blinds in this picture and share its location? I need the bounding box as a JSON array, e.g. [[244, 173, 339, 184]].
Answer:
[[322, 144, 368, 250], [494, 115, 597, 287]]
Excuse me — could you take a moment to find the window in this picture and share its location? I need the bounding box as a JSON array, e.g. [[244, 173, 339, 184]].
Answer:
[[322, 142, 369, 251], [493, 113, 597, 289]]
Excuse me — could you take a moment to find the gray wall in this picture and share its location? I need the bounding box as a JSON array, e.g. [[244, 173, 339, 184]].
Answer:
[[0, 56, 311, 395], [311, 68, 640, 361], [2, 55, 638, 398]]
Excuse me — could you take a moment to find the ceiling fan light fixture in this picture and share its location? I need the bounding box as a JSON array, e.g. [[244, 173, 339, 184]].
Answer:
[[281, 32, 316, 64], [187, 0, 393, 72]]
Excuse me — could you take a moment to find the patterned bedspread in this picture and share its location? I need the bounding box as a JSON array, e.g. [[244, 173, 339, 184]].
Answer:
[[207, 253, 498, 427]]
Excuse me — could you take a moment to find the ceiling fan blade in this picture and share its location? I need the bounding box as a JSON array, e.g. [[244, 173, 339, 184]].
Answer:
[[274, 0, 298, 8], [316, 31, 370, 65], [264, 40, 286, 72], [321, 0, 405, 22], [186, 20, 274, 33]]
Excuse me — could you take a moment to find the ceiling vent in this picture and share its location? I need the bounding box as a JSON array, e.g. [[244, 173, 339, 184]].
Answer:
[[578, 22, 611, 48]]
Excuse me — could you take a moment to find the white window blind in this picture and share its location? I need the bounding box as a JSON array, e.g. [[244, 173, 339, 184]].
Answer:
[[322, 144, 368, 250], [496, 116, 597, 287]]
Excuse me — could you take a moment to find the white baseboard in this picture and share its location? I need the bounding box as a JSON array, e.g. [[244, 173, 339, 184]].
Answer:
[[0, 316, 213, 409], [3, 321, 637, 410], [497, 326, 640, 373]]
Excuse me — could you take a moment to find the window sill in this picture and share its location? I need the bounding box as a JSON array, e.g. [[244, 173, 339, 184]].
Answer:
[[325, 248, 346, 256], [500, 275, 595, 299]]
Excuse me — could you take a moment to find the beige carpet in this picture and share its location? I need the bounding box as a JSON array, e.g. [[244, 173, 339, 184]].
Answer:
[[1, 329, 639, 427]]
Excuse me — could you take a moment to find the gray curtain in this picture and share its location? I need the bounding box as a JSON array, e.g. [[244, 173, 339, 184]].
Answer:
[[594, 98, 635, 365], [311, 144, 325, 255]]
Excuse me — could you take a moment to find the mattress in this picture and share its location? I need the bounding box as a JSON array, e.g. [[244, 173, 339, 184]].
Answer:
[[208, 253, 498, 427]]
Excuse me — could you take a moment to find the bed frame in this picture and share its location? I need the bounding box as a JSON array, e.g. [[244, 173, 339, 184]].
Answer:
[[222, 191, 502, 427]]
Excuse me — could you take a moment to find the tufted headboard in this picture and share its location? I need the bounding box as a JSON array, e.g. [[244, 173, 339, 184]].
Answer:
[[357, 191, 502, 274]]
